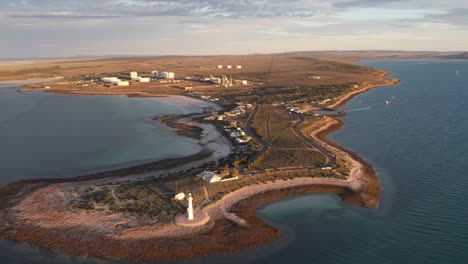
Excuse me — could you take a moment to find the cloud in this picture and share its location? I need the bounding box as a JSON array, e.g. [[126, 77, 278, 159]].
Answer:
[[10, 13, 120, 19], [5, 0, 321, 20], [333, 0, 407, 9], [421, 8, 468, 28]]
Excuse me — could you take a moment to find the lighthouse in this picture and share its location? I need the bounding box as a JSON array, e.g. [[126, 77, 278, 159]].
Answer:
[[187, 193, 194, 221]]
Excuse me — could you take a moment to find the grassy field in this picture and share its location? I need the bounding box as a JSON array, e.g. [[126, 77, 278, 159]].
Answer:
[[250, 105, 326, 169], [256, 149, 326, 169], [297, 117, 350, 175]]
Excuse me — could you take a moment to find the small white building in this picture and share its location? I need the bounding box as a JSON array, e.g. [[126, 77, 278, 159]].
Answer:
[[116, 81, 129, 86], [226, 65, 232, 69], [138, 77, 150, 83], [241, 80, 248, 85], [236, 65, 242, 69], [130, 71, 138, 79], [197, 171, 222, 183], [174, 192, 185, 201], [217, 65, 223, 69]]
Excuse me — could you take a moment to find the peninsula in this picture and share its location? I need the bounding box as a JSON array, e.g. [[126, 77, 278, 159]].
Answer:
[[0, 53, 399, 262]]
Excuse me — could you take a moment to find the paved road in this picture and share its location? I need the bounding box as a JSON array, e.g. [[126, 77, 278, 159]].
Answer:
[[289, 112, 336, 167]]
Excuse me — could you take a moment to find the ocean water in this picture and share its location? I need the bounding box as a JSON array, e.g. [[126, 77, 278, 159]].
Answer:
[[249, 60, 468, 264], [2, 60, 468, 263], [0, 88, 205, 187], [0, 88, 212, 264]]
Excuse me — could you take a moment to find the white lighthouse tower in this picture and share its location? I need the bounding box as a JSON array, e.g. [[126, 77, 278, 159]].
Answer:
[[187, 193, 194, 221]]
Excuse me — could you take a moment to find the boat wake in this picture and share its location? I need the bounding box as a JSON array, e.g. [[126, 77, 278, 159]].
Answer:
[[344, 107, 372, 112]]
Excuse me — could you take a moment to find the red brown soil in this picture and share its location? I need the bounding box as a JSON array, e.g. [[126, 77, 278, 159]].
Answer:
[[0, 68, 385, 262], [1, 184, 362, 263], [0, 111, 380, 263]]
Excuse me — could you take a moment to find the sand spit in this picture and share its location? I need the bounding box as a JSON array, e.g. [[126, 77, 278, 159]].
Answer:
[[0, 76, 394, 262], [0, 113, 378, 263]]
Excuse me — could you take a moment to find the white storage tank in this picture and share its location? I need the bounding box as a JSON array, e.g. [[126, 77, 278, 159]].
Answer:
[[160, 72, 169, 78], [167, 72, 175, 79], [130, 71, 138, 78], [151, 71, 159, 78]]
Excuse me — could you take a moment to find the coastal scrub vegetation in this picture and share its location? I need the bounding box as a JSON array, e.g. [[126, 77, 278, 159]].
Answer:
[[250, 105, 327, 170], [67, 165, 344, 222]]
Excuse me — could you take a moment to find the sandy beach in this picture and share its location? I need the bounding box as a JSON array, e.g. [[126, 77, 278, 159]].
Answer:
[[328, 71, 400, 110], [0, 75, 391, 262], [0, 113, 379, 263], [0, 77, 64, 87]]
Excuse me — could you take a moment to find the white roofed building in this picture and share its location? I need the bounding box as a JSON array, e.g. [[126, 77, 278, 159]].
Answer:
[[197, 171, 222, 183]]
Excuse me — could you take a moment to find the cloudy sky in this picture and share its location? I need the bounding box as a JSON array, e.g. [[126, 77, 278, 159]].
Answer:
[[1, 0, 467, 58]]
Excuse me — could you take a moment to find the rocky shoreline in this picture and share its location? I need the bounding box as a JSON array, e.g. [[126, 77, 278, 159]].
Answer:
[[0, 115, 379, 263], [0, 75, 397, 262]]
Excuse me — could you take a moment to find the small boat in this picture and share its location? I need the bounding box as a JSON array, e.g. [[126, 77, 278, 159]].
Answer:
[[385, 101, 390, 105]]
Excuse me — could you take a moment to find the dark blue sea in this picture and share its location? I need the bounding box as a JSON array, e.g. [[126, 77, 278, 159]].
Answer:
[[1, 60, 468, 263], [250, 60, 468, 264]]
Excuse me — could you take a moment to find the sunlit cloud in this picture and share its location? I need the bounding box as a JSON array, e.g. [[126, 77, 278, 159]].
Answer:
[[0, 0, 467, 58]]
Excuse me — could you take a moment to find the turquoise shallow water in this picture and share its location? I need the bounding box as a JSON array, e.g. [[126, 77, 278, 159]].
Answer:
[[0, 89, 204, 187], [2, 60, 468, 263], [0, 88, 210, 264]]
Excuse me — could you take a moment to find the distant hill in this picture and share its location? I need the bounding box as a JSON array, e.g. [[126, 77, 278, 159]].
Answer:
[[440, 52, 468, 60], [293, 50, 468, 62], [2, 51, 467, 64]]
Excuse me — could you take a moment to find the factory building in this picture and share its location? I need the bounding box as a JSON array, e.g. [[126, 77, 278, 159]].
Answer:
[[101, 77, 120, 83], [221, 74, 233, 87], [133, 77, 150, 83]]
